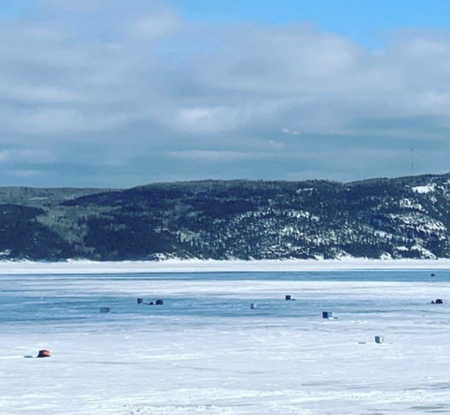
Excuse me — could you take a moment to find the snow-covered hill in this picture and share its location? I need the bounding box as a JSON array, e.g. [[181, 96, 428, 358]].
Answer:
[[2, 174, 450, 260]]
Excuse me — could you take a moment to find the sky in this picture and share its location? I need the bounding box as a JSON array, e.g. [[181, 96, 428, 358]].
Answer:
[[1, 0, 450, 187]]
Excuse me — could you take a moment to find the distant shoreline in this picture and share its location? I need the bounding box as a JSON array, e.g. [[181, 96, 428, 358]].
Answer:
[[1, 258, 450, 275]]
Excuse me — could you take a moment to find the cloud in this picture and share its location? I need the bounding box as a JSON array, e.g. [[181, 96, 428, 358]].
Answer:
[[282, 128, 300, 136], [0, 148, 56, 164], [42, 0, 104, 13], [10, 169, 40, 178], [130, 12, 181, 39], [0, 80, 82, 104], [167, 150, 277, 161], [174, 107, 241, 134], [1, 2, 450, 186]]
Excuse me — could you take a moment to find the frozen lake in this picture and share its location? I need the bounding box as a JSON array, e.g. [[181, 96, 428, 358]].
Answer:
[[2, 269, 450, 414]]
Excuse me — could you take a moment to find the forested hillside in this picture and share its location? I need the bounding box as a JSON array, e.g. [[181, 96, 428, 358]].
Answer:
[[1, 174, 450, 261]]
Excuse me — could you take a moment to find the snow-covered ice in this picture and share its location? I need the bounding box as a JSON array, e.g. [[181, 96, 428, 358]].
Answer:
[[2, 269, 450, 414], [2, 258, 450, 275]]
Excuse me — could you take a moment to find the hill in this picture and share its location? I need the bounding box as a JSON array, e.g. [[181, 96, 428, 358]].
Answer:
[[1, 174, 450, 260]]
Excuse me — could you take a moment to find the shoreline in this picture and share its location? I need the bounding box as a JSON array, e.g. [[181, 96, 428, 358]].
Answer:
[[1, 258, 450, 275]]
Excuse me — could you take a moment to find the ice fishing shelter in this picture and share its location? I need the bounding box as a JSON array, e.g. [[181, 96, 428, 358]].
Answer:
[[375, 336, 384, 344], [37, 349, 51, 358]]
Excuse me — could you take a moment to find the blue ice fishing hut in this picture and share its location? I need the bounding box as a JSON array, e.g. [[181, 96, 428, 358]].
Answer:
[[322, 311, 332, 319]]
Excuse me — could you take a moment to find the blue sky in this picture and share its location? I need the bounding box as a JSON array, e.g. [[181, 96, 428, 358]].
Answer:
[[1, 0, 450, 187], [173, 0, 450, 44]]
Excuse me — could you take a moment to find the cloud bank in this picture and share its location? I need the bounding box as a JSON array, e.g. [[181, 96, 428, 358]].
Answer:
[[0, 0, 450, 186]]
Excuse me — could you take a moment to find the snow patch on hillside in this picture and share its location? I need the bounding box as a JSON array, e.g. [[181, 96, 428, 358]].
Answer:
[[412, 185, 435, 194]]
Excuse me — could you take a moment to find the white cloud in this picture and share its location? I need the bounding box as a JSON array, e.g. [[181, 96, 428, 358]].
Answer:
[[130, 12, 180, 39], [1, 2, 450, 185], [282, 128, 300, 136], [0, 80, 82, 104], [0, 149, 56, 164], [175, 106, 241, 134], [168, 150, 275, 161], [10, 169, 40, 178], [42, 0, 104, 13]]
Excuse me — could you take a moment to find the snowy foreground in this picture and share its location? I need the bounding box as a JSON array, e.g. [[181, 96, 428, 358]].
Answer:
[[2, 269, 450, 414], [2, 258, 450, 274]]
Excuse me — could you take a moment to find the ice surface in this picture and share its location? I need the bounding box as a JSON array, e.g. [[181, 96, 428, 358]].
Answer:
[[2, 269, 450, 414], [2, 258, 450, 275]]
